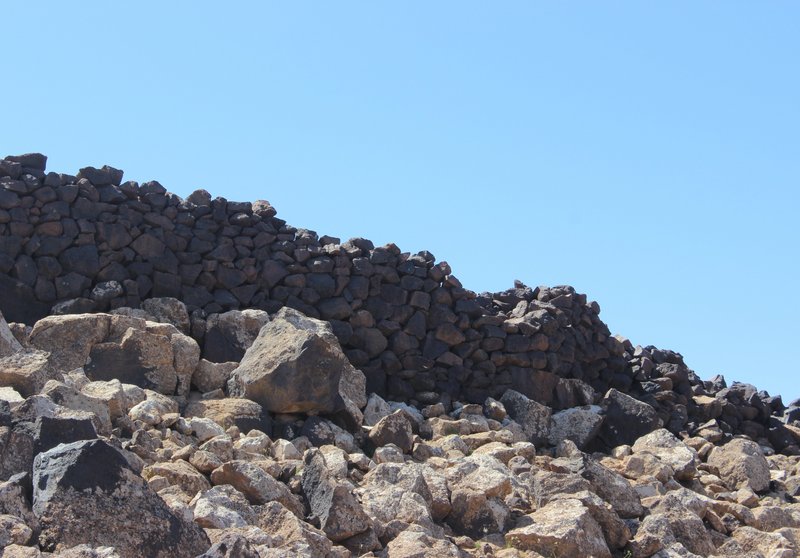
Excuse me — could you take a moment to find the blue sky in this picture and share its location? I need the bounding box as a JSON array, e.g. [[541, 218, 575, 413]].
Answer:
[[3, 3, 799, 401]]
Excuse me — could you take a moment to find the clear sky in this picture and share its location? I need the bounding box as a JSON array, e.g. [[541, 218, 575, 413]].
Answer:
[[3, 3, 799, 402]]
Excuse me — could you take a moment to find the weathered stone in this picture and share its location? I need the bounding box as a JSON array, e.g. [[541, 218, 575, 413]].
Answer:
[[368, 409, 414, 452], [29, 313, 110, 370], [185, 398, 270, 433], [204, 309, 270, 363], [32, 439, 209, 557], [507, 498, 611, 558], [500, 389, 551, 446], [707, 438, 771, 492], [193, 359, 238, 393], [631, 428, 698, 480], [301, 448, 370, 541], [228, 307, 363, 415], [0, 349, 57, 397], [597, 388, 661, 448], [0, 311, 22, 357], [141, 297, 191, 333], [548, 405, 604, 449], [444, 454, 512, 538], [210, 460, 301, 515], [86, 327, 177, 394]]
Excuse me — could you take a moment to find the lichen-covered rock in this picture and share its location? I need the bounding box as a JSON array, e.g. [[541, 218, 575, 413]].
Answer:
[[500, 389, 551, 446], [708, 438, 771, 492], [631, 428, 698, 480], [301, 448, 371, 542], [368, 409, 414, 453], [227, 308, 364, 417], [28, 313, 110, 370], [0, 349, 57, 397], [32, 439, 210, 557], [184, 398, 270, 433], [507, 498, 611, 558], [210, 460, 302, 516], [204, 309, 270, 363], [548, 405, 604, 449]]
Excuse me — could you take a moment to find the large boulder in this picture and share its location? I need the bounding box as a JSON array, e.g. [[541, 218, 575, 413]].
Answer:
[[0, 349, 57, 397], [707, 437, 771, 492], [596, 388, 661, 448], [444, 454, 513, 538], [29, 314, 110, 371], [32, 439, 210, 557], [548, 405, 604, 449], [500, 389, 551, 446], [204, 309, 270, 363], [631, 428, 698, 480], [506, 498, 611, 558], [227, 308, 365, 417]]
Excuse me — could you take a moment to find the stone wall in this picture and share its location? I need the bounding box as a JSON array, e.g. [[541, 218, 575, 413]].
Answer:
[[0, 153, 791, 445]]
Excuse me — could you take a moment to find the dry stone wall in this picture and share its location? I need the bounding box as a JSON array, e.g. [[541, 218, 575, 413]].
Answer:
[[0, 153, 793, 447]]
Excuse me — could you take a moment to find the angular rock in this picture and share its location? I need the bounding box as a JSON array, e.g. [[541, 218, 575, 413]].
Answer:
[[193, 359, 238, 393], [507, 498, 611, 558], [707, 437, 771, 492], [228, 307, 364, 416], [301, 448, 370, 542], [32, 439, 209, 557], [631, 428, 698, 480], [548, 405, 603, 449], [184, 398, 270, 433], [597, 388, 661, 448], [368, 409, 414, 453], [0, 350, 57, 397], [0, 311, 22, 357], [28, 314, 110, 371], [500, 389, 551, 446], [204, 309, 270, 363], [210, 460, 301, 516], [141, 297, 191, 333]]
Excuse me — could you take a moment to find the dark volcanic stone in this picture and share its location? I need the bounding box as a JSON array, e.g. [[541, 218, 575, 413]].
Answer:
[[33, 439, 210, 557]]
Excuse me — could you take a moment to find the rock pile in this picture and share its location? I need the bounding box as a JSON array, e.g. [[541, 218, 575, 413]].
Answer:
[[1, 153, 800, 557]]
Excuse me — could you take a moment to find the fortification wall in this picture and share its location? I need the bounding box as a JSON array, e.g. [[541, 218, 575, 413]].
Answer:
[[1, 153, 791, 446]]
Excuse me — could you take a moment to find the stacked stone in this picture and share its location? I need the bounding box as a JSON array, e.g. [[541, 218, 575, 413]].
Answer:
[[0, 153, 622, 410]]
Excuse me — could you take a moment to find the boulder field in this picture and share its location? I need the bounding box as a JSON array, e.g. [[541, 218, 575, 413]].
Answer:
[[1, 153, 799, 557]]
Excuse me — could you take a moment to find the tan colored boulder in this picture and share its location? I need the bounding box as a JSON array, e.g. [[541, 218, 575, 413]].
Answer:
[[210, 460, 302, 516], [142, 460, 211, 499], [631, 428, 698, 480], [0, 350, 57, 397], [708, 438, 771, 492], [193, 359, 238, 393], [29, 314, 110, 370], [184, 398, 268, 432], [507, 498, 611, 558]]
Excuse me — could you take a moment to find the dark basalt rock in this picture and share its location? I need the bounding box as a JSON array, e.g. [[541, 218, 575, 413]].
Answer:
[[32, 439, 210, 557]]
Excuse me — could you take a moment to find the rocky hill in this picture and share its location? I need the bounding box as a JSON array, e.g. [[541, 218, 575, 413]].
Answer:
[[0, 152, 799, 557]]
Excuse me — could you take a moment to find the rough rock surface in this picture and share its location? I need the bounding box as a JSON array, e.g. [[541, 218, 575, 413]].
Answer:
[[1, 154, 800, 558], [32, 439, 209, 557]]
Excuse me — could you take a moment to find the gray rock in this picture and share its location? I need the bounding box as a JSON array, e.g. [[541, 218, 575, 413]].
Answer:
[[203, 309, 270, 363], [507, 498, 611, 558], [548, 405, 604, 449], [228, 307, 364, 416], [500, 389, 551, 446], [597, 388, 661, 448], [301, 448, 370, 542], [32, 439, 209, 557]]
